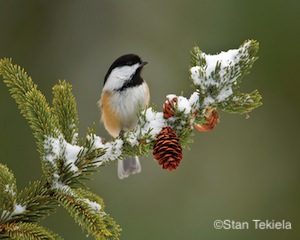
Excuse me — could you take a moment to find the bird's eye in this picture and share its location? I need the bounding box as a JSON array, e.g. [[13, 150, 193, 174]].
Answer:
[[127, 61, 133, 65]]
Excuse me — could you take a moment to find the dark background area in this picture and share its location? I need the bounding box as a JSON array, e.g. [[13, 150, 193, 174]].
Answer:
[[0, 1, 299, 239]]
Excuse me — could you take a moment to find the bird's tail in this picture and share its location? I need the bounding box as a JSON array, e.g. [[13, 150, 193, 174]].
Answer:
[[118, 156, 141, 179]]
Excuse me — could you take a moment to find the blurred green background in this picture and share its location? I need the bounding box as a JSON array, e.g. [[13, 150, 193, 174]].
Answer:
[[0, 0, 299, 239]]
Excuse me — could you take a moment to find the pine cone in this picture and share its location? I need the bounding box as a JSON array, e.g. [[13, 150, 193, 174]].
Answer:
[[194, 108, 219, 132], [163, 96, 178, 119], [153, 127, 183, 171]]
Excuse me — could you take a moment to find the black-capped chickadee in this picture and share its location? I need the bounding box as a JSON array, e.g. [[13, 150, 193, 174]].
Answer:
[[98, 54, 150, 179]]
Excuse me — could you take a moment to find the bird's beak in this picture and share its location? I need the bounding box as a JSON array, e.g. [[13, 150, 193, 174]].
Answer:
[[140, 61, 148, 67]]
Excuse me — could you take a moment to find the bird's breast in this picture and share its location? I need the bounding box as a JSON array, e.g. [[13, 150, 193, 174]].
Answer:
[[100, 82, 149, 133], [111, 82, 149, 128]]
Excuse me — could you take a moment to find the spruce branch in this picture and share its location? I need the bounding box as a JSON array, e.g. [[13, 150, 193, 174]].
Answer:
[[0, 164, 17, 214], [0, 40, 262, 239], [190, 39, 262, 112], [0, 59, 59, 155], [0, 59, 121, 238], [54, 187, 120, 240], [219, 90, 263, 114], [52, 80, 79, 144], [0, 222, 62, 240], [15, 180, 57, 223]]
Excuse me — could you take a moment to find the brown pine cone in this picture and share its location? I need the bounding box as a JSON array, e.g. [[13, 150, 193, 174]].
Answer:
[[163, 96, 178, 119], [194, 108, 219, 132], [153, 127, 183, 171]]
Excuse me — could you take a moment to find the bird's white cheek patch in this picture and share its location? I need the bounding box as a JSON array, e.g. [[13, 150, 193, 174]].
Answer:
[[103, 63, 140, 91]]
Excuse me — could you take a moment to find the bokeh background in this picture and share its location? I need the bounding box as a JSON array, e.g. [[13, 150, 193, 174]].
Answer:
[[0, 0, 299, 239]]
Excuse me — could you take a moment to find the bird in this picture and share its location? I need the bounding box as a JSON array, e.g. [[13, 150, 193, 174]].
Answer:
[[98, 54, 150, 179]]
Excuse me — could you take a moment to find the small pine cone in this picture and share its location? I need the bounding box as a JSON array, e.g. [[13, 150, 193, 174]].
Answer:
[[153, 127, 183, 171], [163, 96, 178, 119], [194, 108, 219, 132]]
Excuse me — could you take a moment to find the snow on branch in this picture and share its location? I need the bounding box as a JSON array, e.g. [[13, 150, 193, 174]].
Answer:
[[190, 40, 261, 111]]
